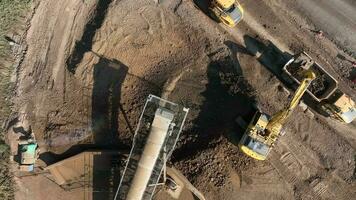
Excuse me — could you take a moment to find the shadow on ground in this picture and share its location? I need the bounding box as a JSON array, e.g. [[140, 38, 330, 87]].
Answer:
[[243, 35, 292, 75], [41, 57, 131, 159], [42, 151, 124, 200], [66, 0, 113, 73], [192, 0, 210, 14], [91, 57, 128, 146], [173, 52, 257, 161], [192, 0, 221, 22], [224, 40, 253, 75], [40, 57, 132, 199], [92, 152, 122, 200]]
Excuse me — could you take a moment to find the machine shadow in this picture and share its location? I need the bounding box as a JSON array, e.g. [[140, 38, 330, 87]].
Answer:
[[192, 0, 210, 14], [41, 57, 130, 199], [92, 152, 122, 200], [173, 56, 257, 161], [40, 57, 130, 163], [243, 35, 292, 76], [39, 144, 100, 165], [66, 0, 112, 73], [91, 57, 128, 147], [91, 57, 128, 199], [224, 40, 253, 75], [192, 0, 220, 22], [41, 150, 124, 200]]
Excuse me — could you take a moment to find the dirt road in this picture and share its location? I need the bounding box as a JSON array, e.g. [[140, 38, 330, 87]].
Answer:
[[295, 0, 356, 56]]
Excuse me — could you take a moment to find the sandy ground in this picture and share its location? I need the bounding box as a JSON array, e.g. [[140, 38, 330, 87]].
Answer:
[[6, 0, 356, 199], [295, 0, 356, 57]]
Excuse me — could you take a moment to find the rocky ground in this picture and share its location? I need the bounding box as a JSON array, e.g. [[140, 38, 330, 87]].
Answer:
[[4, 0, 356, 199]]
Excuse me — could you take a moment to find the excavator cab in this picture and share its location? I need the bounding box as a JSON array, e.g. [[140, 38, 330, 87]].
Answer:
[[239, 111, 271, 160], [209, 0, 244, 27], [240, 135, 270, 160]]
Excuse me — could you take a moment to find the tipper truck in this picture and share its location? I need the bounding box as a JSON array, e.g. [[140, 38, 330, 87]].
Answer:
[[282, 52, 356, 123], [208, 0, 244, 27]]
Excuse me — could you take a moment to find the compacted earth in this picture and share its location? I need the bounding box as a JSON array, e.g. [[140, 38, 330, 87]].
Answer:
[[4, 0, 356, 199]]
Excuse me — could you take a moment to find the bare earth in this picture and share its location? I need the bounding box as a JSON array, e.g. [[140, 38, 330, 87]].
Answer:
[[7, 0, 356, 200]]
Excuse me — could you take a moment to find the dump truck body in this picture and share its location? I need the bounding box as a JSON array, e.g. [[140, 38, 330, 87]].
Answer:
[[282, 52, 338, 102]]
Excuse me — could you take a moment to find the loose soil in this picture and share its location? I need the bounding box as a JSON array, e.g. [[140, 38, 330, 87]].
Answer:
[[5, 0, 356, 200]]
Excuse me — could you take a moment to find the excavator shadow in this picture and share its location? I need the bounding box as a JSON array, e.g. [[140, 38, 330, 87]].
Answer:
[[243, 35, 293, 76], [91, 57, 128, 146], [173, 55, 257, 161], [39, 57, 132, 200]]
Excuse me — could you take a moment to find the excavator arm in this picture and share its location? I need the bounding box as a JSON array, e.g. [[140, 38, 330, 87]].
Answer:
[[265, 70, 316, 136]]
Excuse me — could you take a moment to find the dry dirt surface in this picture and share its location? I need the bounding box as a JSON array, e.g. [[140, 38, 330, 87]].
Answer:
[[6, 0, 356, 200], [295, 0, 356, 57]]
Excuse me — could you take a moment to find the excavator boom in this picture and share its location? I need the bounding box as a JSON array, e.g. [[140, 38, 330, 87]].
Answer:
[[266, 70, 316, 133]]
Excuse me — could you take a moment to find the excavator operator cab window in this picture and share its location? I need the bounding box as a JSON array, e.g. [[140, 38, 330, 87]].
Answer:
[[243, 136, 269, 156]]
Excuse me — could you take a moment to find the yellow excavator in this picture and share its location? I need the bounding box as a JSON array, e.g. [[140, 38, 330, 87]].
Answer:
[[208, 0, 244, 27], [238, 70, 316, 160]]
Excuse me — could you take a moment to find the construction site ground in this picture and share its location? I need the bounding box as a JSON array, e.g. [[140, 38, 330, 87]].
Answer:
[[6, 0, 356, 199]]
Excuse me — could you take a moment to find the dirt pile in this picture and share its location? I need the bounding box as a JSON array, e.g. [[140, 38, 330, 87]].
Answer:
[[174, 137, 255, 188]]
